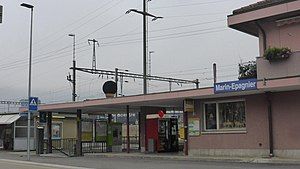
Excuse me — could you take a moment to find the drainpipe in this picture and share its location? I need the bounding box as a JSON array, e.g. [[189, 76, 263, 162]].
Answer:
[[265, 92, 274, 157], [256, 22, 267, 52]]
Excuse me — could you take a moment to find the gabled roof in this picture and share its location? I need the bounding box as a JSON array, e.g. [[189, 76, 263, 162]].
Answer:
[[232, 0, 298, 15]]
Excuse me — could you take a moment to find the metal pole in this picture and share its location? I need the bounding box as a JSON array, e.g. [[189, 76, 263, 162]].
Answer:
[[143, 0, 147, 95], [266, 92, 274, 157], [213, 63, 217, 84], [27, 7, 33, 161], [115, 68, 118, 97], [72, 35, 76, 102], [93, 39, 96, 69], [76, 109, 82, 156], [126, 105, 130, 153]]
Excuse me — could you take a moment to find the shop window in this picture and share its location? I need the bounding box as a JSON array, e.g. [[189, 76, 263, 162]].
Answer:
[[204, 100, 246, 131]]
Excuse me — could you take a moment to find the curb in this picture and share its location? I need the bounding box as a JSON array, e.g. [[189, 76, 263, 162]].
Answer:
[[84, 153, 300, 165]]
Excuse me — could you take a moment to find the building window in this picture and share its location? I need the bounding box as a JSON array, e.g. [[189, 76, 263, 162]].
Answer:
[[204, 103, 217, 130], [204, 100, 246, 131]]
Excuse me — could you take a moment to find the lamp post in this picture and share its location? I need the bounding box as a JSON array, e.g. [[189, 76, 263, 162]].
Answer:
[[126, 4, 162, 95], [68, 34, 76, 102], [20, 2, 34, 161]]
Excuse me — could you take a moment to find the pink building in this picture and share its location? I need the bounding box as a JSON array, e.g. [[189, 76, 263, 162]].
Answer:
[[38, 0, 300, 158]]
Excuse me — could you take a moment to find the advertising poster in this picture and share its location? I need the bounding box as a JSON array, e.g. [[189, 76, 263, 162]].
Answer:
[[188, 118, 200, 136], [82, 121, 93, 142], [52, 124, 61, 139], [95, 121, 107, 142]]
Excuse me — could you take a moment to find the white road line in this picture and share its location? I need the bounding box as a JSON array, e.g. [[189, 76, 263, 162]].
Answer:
[[0, 159, 94, 169]]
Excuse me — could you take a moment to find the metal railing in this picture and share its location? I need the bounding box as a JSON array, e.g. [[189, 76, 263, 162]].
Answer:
[[44, 138, 76, 157], [82, 141, 107, 153], [122, 136, 139, 151]]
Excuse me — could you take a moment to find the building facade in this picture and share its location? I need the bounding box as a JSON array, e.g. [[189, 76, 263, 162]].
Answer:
[[38, 0, 300, 159]]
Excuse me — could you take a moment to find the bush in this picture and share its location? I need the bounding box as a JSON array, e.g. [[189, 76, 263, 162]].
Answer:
[[238, 61, 257, 80], [263, 47, 292, 62]]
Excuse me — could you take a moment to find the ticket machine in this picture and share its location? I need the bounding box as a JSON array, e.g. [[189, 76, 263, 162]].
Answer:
[[146, 116, 179, 152], [107, 122, 122, 152]]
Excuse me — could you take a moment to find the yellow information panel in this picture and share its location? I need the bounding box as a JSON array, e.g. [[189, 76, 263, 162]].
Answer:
[[179, 127, 185, 139]]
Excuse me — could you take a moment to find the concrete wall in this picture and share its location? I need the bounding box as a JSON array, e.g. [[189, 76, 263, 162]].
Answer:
[[256, 20, 300, 79], [271, 91, 300, 158], [258, 21, 300, 55], [257, 52, 300, 80], [189, 92, 300, 158], [189, 94, 269, 157]]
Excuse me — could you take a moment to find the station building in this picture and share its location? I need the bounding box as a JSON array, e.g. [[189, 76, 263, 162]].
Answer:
[[37, 0, 300, 158]]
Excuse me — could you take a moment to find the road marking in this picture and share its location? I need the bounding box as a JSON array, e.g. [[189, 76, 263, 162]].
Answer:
[[0, 159, 94, 169]]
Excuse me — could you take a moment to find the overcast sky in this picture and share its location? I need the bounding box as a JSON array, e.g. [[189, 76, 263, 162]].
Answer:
[[0, 0, 260, 106]]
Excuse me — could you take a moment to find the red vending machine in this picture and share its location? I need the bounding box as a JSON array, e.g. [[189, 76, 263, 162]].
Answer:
[[146, 116, 179, 152]]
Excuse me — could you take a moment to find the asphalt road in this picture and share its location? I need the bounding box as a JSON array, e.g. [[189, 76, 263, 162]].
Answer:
[[0, 152, 299, 169]]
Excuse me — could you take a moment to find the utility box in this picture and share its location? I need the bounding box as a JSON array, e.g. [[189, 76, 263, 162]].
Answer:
[[147, 139, 155, 153]]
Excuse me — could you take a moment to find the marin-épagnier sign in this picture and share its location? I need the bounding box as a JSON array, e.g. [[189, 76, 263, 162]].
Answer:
[[214, 78, 257, 94]]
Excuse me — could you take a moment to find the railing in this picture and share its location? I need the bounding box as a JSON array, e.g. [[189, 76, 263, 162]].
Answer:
[[44, 138, 76, 157], [122, 136, 139, 151], [82, 141, 107, 153]]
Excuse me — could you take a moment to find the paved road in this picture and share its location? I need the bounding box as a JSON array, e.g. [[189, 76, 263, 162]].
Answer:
[[0, 159, 90, 169], [0, 152, 299, 169]]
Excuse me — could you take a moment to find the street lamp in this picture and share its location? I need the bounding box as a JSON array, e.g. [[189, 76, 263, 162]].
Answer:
[[126, 5, 162, 95], [20, 2, 34, 161], [68, 34, 77, 102]]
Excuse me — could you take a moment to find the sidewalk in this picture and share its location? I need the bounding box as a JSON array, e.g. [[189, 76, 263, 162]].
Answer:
[[6, 151, 300, 165], [84, 152, 300, 165]]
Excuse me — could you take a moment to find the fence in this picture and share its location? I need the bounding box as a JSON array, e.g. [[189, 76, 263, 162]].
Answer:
[[122, 136, 139, 151], [44, 138, 76, 156], [82, 141, 107, 153]]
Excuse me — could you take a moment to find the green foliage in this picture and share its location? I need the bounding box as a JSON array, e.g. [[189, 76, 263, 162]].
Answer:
[[238, 61, 257, 80], [263, 47, 292, 62]]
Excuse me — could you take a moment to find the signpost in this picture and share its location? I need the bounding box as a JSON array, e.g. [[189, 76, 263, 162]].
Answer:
[[29, 97, 38, 111], [27, 97, 38, 160], [214, 78, 257, 94]]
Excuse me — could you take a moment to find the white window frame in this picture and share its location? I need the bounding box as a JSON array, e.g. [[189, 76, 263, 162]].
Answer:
[[203, 99, 246, 133]]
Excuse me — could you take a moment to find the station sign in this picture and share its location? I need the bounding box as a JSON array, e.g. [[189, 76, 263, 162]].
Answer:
[[214, 78, 257, 94]]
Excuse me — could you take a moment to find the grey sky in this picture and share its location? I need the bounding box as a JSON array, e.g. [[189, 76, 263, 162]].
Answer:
[[0, 0, 260, 104]]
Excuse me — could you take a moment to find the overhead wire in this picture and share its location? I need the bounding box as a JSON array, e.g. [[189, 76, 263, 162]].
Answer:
[[0, 0, 117, 63]]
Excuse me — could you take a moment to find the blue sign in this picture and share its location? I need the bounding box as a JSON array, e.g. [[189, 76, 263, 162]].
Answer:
[[29, 97, 38, 111], [214, 79, 257, 94]]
